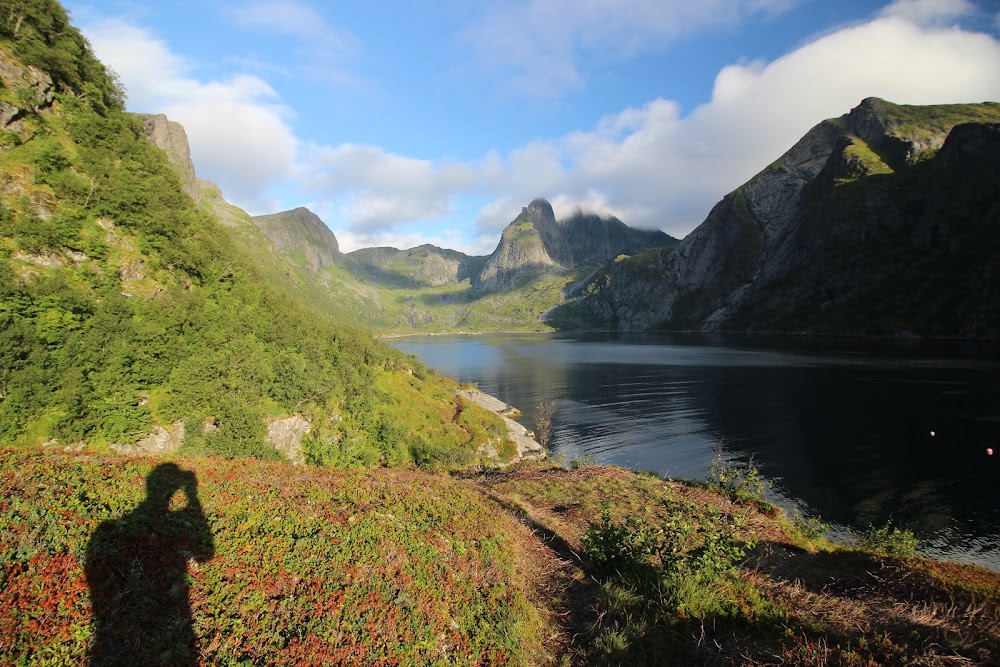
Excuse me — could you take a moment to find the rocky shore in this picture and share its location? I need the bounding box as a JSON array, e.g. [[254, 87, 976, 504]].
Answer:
[[457, 388, 546, 461]]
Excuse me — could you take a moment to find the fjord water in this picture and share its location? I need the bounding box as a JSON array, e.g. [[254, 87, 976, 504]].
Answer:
[[391, 333, 1000, 570]]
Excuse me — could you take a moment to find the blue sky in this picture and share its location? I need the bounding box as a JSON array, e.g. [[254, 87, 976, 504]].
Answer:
[[64, 0, 1000, 254]]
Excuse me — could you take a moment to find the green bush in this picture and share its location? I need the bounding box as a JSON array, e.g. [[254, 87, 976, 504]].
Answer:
[[707, 446, 768, 507], [854, 522, 919, 559], [791, 510, 829, 542]]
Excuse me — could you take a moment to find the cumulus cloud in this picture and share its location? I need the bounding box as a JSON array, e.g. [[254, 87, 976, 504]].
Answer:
[[301, 144, 476, 231], [459, 0, 799, 98], [308, 5, 1000, 241], [79, 3, 1000, 250], [880, 0, 976, 25], [467, 9, 1000, 237], [83, 19, 298, 206]]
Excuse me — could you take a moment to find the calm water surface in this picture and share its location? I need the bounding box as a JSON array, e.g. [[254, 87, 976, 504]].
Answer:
[[391, 333, 1000, 570]]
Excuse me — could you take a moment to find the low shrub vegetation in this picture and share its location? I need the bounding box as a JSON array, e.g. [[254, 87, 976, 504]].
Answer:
[[0, 448, 545, 666]]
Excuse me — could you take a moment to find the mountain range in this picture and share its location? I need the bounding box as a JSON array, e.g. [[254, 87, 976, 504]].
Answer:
[[160, 96, 999, 340], [139, 119, 679, 333]]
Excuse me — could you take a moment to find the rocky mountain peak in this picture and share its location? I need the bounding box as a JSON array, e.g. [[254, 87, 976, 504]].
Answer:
[[474, 198, 676, 293], [251, 207, 340, 273], [524, 198, 555, 224]]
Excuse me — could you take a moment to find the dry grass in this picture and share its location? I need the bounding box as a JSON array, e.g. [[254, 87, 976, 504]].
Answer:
[[475, 463, 1000, 666]]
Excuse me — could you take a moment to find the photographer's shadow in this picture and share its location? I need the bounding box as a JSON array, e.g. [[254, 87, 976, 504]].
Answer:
[[85, 463, 214, 666]]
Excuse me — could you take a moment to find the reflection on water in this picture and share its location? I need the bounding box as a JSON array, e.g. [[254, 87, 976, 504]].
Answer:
[[392, 332, 1000, 570]]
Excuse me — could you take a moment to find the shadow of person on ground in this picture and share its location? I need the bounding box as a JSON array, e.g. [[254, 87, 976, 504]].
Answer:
[[85, 463, 214, 666]]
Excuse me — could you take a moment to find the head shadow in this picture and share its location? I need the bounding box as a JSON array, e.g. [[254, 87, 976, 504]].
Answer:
[[85, 463, 214, 666]]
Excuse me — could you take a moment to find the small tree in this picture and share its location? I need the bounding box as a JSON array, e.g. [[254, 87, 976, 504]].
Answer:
[[535, 400, 556, 448]]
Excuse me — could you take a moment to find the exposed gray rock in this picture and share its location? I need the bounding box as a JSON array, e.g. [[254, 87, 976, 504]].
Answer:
[[267, 415, 311, 465], [13, 251, 65, 268], [503, 417, 546, 459], [138, 114, 199, 199], [456, 388, 544, 460], [475, 198, 676, 293], [476, 199, 568, 292], [117, 258, 145, 281], [457, 388, 521, 418], [42, 438, 87, 452], [251, 208, 341, 273], [111, 422, 186, 456], [559, 211, 677, 267], [0, 51, 55, 130]]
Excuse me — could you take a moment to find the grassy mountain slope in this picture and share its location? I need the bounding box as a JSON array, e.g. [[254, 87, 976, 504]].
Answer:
[[4, 448, 998, 665], [0, 1, 505, 467]]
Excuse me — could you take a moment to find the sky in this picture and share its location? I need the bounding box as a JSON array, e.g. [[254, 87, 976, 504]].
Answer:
[[63, 0, 1000, 255]]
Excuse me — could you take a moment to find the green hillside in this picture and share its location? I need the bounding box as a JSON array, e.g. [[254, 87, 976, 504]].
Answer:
[[0, 0, 504, 467]]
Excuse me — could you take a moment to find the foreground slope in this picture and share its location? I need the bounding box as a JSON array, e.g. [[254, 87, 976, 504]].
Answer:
[[0, 2, 504, 467], [551, 98, 1000, 339], [3, 447, 998, 666]]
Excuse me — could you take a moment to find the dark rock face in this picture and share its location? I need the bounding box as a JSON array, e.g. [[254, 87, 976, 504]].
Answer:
[[549, 99, 1000, 340], [559, 212, 676, 268], [0, 52, 55, 131], [251, 207, 341, 273]]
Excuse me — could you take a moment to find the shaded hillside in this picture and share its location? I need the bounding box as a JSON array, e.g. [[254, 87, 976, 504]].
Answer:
[[559, 209, 677, 267], [550, 98, 1000, 339], [0, 2, 505, 467], [347, 244, 485, 288], [4, 447, 998, 666], [251, 207, 341, 272]]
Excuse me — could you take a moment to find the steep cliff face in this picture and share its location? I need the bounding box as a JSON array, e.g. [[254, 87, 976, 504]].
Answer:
[[559, 211, 678, 267], [475, 199, 571, 292], [251, 207, 341, 273], [550, 98, 1000, 339], [474, 198, 676, 293], [137, 114, 199, 199]]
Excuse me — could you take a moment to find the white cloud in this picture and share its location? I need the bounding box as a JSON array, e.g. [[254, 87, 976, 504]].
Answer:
[[313, 6, 1000, 241], [83, 19, 299, 207], [80, 4, 1000, 251], [880, 0, 976, 25], [230, 0, 357, 51], [468, 9, 1000, 237], [336, 229, 496, 256], [302, 144, 476, 231], [459, 0, 800, 98]]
